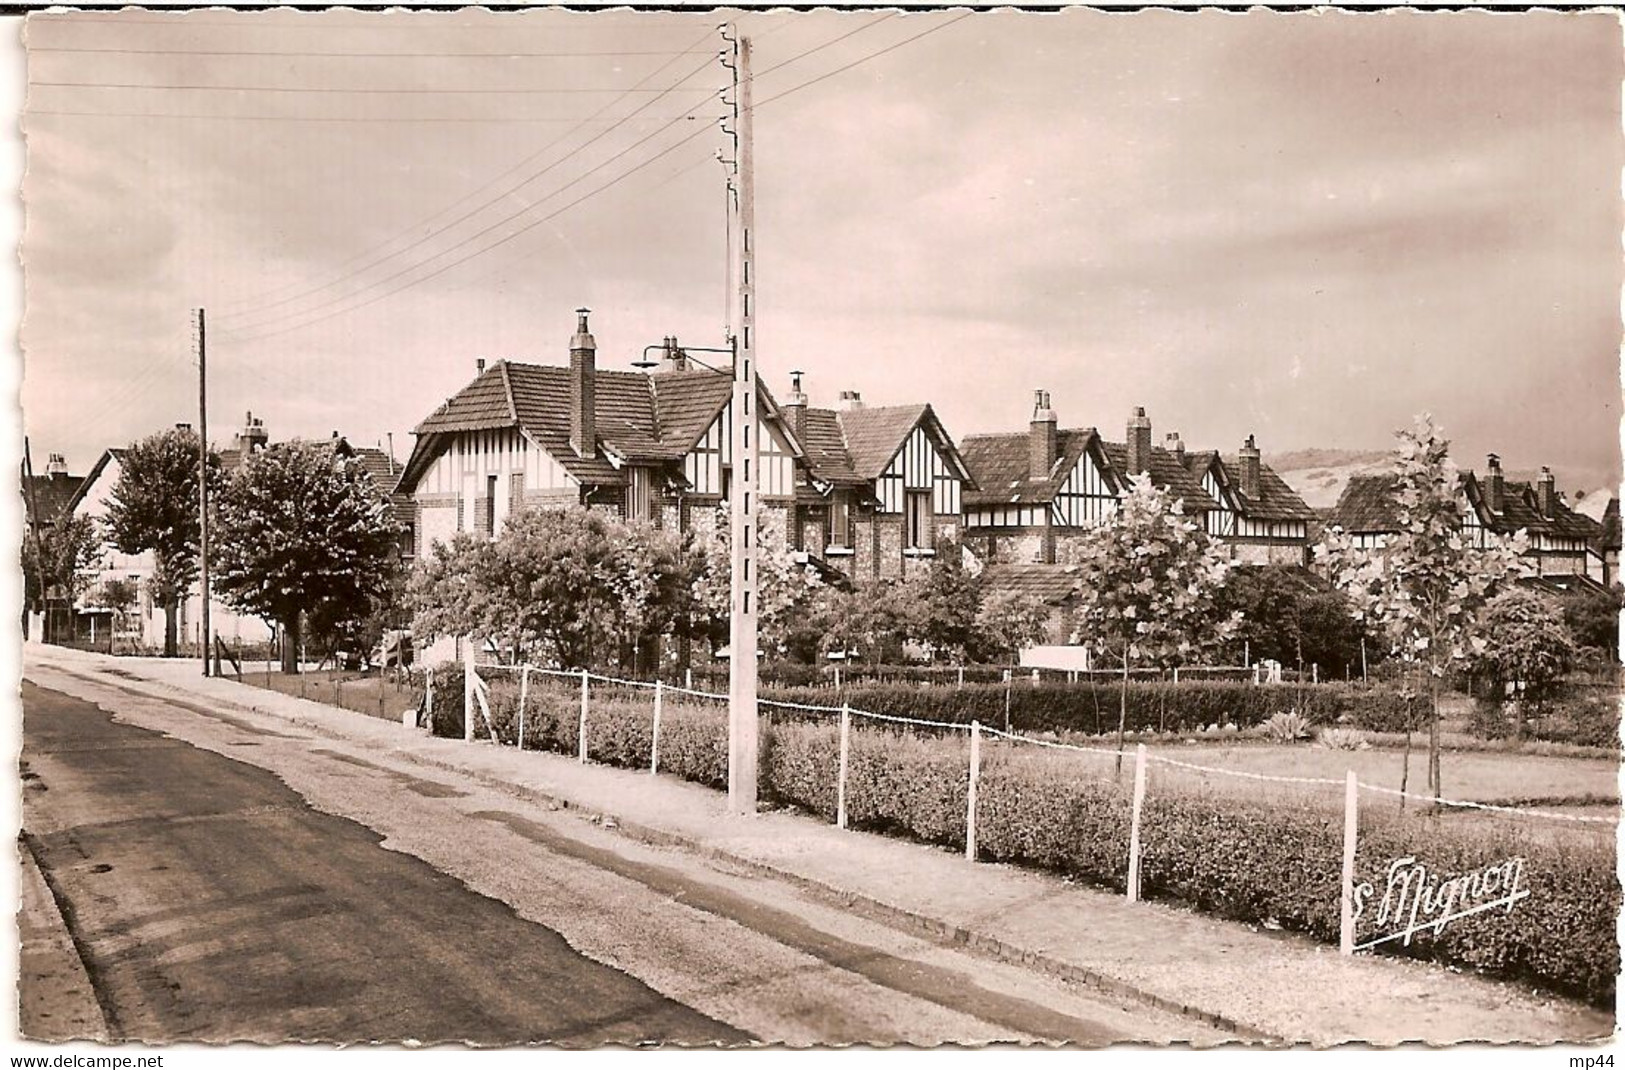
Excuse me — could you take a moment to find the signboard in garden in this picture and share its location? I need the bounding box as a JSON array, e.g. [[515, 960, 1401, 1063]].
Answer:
[[1351, 855, 1529, 952]]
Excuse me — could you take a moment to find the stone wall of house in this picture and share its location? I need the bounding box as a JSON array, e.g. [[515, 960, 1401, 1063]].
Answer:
[[1227, 540, 1309, 567], [875, 517, 904, 582]]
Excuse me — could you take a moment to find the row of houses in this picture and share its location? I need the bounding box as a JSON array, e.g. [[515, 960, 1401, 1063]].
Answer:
[[389, 311, 1324, 593], [25, 307, 1619, 655]]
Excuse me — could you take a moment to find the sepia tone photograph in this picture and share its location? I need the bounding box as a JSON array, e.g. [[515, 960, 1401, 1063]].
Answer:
[[10, 3, 1623, 1055]]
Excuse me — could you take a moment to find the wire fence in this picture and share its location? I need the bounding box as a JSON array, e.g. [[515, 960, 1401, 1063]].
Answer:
[[426, 656, 1616, 965]]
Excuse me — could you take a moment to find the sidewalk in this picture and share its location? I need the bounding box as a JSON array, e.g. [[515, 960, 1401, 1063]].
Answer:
[[17, 835, 109, 1041], [27, 644, 1615, 1047]]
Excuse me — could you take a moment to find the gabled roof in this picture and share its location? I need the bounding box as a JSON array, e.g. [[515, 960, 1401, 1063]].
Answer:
[[347, 445, 416, 529], [794, 403, 973, 489], [400, 360, 800, 495], [959, 428, 1107, 507], [1186, 450, 1318, 523], [1333, 470, 1604, 542], [62, 447, 126, 517], [1096, 440, 1217, 512], [1327, 473, 1404, 533], [980, 562, 1083, 605], [23, 469, 85, 527]]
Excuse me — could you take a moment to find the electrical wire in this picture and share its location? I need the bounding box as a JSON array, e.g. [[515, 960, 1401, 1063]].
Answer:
[[28, 46, 713, 57], [216, 30, 718, 319], [32, 80, 721, 96]]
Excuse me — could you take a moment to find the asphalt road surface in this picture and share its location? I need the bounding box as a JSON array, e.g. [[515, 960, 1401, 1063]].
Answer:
[[21, 665, 1226, 1047]]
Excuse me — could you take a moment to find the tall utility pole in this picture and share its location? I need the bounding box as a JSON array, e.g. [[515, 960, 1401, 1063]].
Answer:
[[21, 436, 46, 642], [726, 30, 759, 815], [196, 308, 212, 677]]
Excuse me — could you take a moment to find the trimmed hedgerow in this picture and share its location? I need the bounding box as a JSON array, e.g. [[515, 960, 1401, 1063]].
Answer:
[[762, 680, 1413, 736], [423, 665, 1616, 1004]]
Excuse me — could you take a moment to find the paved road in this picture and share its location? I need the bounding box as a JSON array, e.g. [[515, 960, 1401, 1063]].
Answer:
[[21, 680, 744, 1046], [21, 665, 1224, 1047]]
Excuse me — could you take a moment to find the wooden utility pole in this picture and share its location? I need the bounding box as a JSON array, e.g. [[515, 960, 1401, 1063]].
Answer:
[[21, 437, 47, 642], [196, 308, 212, 677], [726, 30, 759, 816]]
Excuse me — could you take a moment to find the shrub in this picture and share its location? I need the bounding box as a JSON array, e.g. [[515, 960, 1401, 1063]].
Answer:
[[1318, 728, 1369, 751]]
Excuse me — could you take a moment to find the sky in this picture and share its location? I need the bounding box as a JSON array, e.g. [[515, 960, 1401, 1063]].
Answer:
[[16, 7, 1625, 493]]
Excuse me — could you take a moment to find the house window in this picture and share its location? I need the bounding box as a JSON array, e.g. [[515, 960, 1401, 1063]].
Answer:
[[831, 491, 853, 548], [484, 475, 498, 537], [905, 490, 933, 550]]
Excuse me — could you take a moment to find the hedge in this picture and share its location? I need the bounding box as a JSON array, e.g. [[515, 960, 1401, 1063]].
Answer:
[[762, 679, 1414, 736], [424, 665, 1617, 1003]]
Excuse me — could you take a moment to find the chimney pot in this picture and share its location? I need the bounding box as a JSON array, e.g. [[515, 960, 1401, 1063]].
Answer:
[[1030, 388, 1059, 480], [1538, 465, 1557, 518], [1126, 406, 1153, 476], [476, 357, 486, 373], [1238, 434, 1262, 498], [570, 309, 597, 458], [839, 390, 864, 412]]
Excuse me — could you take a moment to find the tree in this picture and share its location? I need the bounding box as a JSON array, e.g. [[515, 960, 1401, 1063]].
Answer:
[[1561, 584, 1623, 661], [211, 441, 404, 674], [1062, 480, 1239, 769], [93, 577, 139, 653], [1316, 414, 1527, 800], [22, 514, 102, 639], [973, 589, 1050, 663], [689, 506, 826, 661], [1473, 588, 1576, 738], [1215, 565, 1375, 679], [104, 427, 221, 656], [902, 540, 983, 662]]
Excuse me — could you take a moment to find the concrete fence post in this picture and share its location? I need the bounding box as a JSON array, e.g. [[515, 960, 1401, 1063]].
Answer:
[[837, 702, 851, 829], [424, 669, 434, 730], [578, 669, 589, 763], [1127, 742, 1148, 902], [834, 665, 842, 691], [957, 664, 964, 689], [462, 641, 476, 744], [1031, 668, 1040, 688], [1341, 770, 1359, 955], [965, 721, 982, 863], [651, 680, 664, 775], [517, 665, 531, 750]]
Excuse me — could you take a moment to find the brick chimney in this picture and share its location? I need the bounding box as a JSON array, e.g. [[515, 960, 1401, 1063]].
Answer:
[[838, 389, 864, 412], [1239, 434, 1262, 498], [1485, 453, 1504, 513], [1165, 431, 1185, 465], [1538, 466, 1557, 518], [236, 411, 268, 454], [784, 370, 808, 438], [570, 308, 596, 458], [1125, 406, 1152, 475], [1030, 390, 1058, 480]]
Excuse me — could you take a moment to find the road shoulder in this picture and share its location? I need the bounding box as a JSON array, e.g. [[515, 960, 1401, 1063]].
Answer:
[[17, 835, 110, 1042]]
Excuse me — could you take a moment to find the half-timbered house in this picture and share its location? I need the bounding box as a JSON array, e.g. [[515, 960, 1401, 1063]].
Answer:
[[959, 395, 1219, 565], [395, 311, 807, 558], [1176, 435, 1317, 565], [779, 375, 973, 584], [1326, 454, 1606, 584]]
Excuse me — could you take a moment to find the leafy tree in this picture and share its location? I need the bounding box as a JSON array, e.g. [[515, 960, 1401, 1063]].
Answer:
[[689, 506, 825, 661], [104, 427, 221, 656], [212, 441, 403, 674], [1215, 565, 1375, 679], [21, 514, 102, 639], [1472, 588, 1576, 738], [901, 540, 983, 662], [1316, 414, 1527, 800], [93, 576, 139, 652], [972, 588, 1050, 663], [815, 581, 911, 664], [1561, 584, 1622, 661], [1062, 480, 1239, 771]]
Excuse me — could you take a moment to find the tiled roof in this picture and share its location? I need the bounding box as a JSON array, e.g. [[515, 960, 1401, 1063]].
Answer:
[[1332, 471, 1604, 542], [649, 370, 734, 457], [1327, 473, 1403, 533], [959, 429, 1101, 507], [794, 408, 865, 485], [980, 562, 1083, 605], [1207, 452, 1318, 522], [1096, 441, 1217, 512], [23, 471, 84, 526], [348, 446, 416, 529], [792, 404, 971, 490]]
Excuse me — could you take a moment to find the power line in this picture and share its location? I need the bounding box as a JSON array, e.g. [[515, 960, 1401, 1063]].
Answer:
[[218, 14, 921, 342], [25, 110, 702, 125], [213, 26, 720, 315], [219, 48, 721, 328], [31, 80, 720, 96], [28, 46, 712, 57], [752, 12, 974, 112]]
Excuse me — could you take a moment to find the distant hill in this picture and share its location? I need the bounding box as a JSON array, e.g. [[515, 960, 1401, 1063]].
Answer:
[[1269, 448, 1619, 514], [1266, 450, 1391, 512]]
